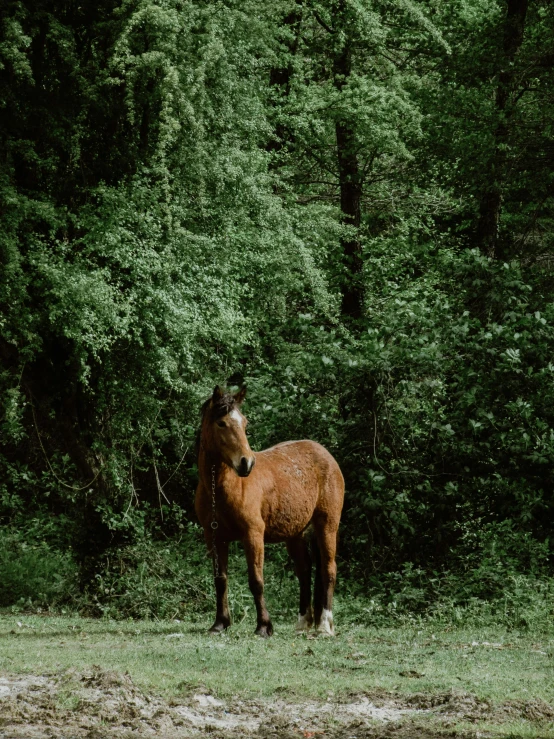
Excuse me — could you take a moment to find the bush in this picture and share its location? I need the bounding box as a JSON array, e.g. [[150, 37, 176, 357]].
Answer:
[[340, 566, 554, 632], [80, 524, 300, 622], [0, 529, 78, 609]]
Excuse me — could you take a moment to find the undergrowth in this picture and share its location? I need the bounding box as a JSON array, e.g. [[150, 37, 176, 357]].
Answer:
[[1, 523, 553, 633], [0, 529, 78, 609]]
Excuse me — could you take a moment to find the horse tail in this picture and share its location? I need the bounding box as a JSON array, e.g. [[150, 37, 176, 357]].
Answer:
[[311, 528, 323, 625]]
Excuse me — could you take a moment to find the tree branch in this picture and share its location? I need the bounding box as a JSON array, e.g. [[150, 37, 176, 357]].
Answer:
[[313, 10, 334, 35]]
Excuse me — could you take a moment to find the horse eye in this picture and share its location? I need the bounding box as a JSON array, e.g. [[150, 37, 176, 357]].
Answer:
[[217, 420, 226, 428]]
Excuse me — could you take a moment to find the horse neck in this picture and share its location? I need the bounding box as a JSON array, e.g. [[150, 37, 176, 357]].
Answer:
[[198, 433, 238, 495]]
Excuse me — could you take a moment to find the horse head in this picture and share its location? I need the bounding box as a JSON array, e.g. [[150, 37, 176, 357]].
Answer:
[[201, 385, 255, 477]]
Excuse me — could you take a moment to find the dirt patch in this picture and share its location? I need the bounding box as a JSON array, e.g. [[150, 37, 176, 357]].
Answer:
[[0, 669, 551, 738], [405, 691, 493, 721], [502, 698, 554, 723], [405, 690, 554, 725]]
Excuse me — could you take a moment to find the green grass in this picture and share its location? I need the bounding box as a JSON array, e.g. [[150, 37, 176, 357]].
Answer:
[[1, 614, 552, 705]]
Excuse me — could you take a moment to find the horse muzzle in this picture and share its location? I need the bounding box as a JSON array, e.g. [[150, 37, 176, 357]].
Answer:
[[236, 456, 255, 477]]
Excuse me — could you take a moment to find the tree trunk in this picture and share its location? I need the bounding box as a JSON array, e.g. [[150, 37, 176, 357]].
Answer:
[[476, 0, 528, 258], [333, 19, 363, 320], [267, 2, 303, 155]]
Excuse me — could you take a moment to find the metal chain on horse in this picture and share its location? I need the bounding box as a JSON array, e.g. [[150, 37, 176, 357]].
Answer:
[[210, 464, 220, 578]]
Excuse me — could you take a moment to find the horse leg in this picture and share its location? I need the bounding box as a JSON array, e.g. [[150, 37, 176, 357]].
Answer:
[[206, 532, 231, 633], [286, 536, 313, 632], [243, 531, 273, 637], [313, 522, 338, 636], [312, 531, 323, 629]]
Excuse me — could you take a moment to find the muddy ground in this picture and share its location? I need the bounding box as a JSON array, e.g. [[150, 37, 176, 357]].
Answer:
[[1, 668, 553, 739]]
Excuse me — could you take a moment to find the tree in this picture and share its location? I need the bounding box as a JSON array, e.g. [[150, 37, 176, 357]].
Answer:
[[476, 0, 529, 258]]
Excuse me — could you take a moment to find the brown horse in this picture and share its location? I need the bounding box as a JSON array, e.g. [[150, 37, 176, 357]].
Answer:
[[195, 386, 345, 637]]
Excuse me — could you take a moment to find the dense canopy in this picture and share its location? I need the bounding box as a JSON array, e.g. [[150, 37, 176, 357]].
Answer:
[[1, 0, 553, 615]]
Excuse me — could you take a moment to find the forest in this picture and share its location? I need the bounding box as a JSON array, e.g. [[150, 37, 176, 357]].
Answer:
[[1, 0, 553, 623]]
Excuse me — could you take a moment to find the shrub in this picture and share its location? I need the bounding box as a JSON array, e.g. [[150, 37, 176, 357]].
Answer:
[[0, 529, 78, 609]]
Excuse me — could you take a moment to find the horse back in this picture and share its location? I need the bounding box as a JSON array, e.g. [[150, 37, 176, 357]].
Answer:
[[253, 440, 344, 541]]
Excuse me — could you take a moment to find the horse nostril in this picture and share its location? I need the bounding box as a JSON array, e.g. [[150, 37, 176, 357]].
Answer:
[[237, 456, 254, 477]]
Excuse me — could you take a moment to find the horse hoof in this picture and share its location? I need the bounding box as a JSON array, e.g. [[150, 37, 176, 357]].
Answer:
[[315, 609, 334, 637], [208, 622, 229, 634], [255, 623, 273, 638], [295, 607, 313, 633]]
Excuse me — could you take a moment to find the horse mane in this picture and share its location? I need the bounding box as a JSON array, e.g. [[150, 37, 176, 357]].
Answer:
[[201, 390, 238, 420], [196, 389, 239, 459]]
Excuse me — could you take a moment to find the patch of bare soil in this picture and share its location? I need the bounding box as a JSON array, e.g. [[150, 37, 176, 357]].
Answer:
[[0, 669, 551, 739], [405, 691, 554, 725]]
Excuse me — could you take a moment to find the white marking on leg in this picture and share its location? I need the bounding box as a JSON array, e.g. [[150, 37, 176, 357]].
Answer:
[[229, 409, 243, 426], [295, 605, 313, 632], [317, 609, 334, 636]]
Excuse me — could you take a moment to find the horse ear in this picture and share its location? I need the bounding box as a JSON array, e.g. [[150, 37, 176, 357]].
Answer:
[[212, 385, 223, 402], [234, 386, 247, 405]]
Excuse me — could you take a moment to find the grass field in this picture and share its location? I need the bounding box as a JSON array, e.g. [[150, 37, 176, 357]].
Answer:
[[1, 613, 553, 738]]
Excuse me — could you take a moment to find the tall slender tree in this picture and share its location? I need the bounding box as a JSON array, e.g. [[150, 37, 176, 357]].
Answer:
[[476, 0, 529, 258], [331, 0, 364, 320]]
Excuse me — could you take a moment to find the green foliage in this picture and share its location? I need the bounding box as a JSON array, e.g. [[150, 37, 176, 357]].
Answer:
[[0, 529, 78, 608], [79, 524, 300, 622], [346, 571, 554, 633], [1, 0, 554, 615], [82, 528, 214, 620], [336, 246, 554, 571]]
